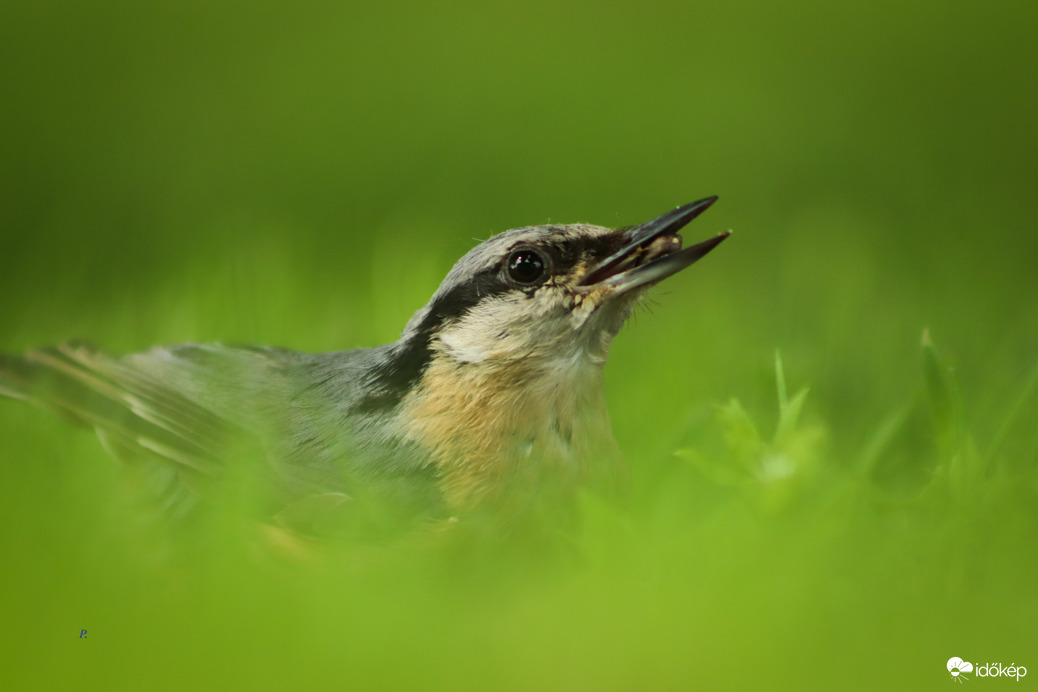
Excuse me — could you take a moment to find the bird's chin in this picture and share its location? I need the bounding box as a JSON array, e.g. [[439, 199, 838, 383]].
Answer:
[[563, 287, 642, 363]]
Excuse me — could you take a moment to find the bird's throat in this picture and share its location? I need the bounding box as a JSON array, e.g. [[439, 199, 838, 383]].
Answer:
[[397, 350, 623, 512]]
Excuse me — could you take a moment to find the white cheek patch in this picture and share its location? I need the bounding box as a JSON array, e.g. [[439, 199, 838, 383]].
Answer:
[[438, 331, 488, 363], [435, 284, 624, 366], [436, 295, 524, 364], [438, 317, 498, 364]]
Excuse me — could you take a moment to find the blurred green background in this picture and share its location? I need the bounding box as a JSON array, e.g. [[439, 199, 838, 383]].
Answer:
[[1, 1, 1036, 690]]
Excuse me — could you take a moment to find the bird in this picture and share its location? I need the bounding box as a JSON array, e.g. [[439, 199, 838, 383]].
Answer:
[[0, 197, 729, 536]]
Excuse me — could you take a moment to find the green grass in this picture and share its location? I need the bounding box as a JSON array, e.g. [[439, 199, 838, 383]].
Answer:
[[2, 1, 1037, 690]]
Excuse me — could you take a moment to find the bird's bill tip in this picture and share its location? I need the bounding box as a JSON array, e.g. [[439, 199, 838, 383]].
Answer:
[[579, 197, 725, 288]]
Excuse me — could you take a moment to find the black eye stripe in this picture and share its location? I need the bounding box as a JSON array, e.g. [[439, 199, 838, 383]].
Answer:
[[424, 236, 623, 325], [360, 232, 626, 410], [424, 272, 508, 327], [522, 236, 623, 274]]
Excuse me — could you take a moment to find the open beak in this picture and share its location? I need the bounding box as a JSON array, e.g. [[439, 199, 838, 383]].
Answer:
[[578, 196, 730, 293]]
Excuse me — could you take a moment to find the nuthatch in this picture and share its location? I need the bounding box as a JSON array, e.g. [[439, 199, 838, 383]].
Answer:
[[0, 198, 729, 532]]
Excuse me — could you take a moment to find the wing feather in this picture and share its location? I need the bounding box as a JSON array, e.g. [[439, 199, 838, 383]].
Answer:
[[1, 342, 232, 477]]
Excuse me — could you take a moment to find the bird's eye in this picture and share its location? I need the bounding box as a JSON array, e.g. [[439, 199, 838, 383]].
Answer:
[[506, 249, 547, 286]]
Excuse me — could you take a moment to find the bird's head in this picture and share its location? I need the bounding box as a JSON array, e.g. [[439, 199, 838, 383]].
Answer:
[[401, 196, 729, 371]]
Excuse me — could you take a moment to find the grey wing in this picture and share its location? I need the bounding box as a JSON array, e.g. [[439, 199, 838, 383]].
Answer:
[[1, 341, 442, 531], [0, 342, 285, 514], [1, 340, 438, 531]]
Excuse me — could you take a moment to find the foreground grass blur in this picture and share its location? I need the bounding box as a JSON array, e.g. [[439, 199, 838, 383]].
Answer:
[[1, 323, 1034, 690]]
